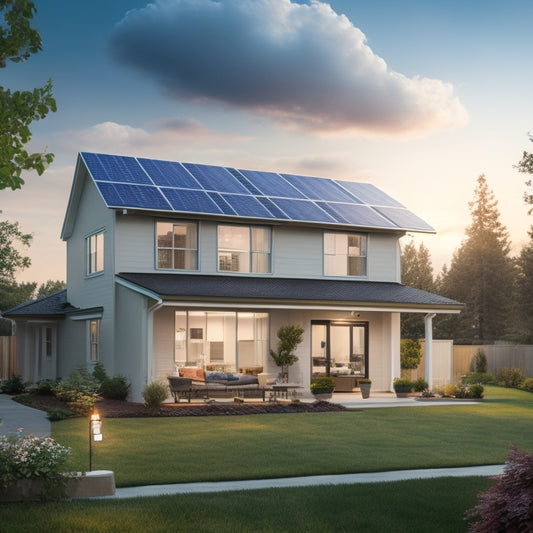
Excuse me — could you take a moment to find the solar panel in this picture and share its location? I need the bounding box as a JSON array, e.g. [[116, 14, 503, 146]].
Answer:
[[183, 163, 249, 194], [336, 181, 404, 208], [282, 174, 358, 203], [373, 206, 434, 232], [272, 198, 336, 223], [162, 188, 223, 215], [239, 170, 305, 199], [81, 153, 434, 233], [95, 182, 172, 210], [82, 153, 151, 185], [221, 194, 277, 218], [321, 202, 398, 228], [138, 158, 200, 188]]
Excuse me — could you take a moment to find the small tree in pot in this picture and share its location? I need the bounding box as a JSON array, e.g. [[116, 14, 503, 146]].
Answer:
[[269, 324, 304, 382]]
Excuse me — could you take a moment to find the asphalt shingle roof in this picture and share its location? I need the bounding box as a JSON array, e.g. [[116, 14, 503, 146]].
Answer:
[[118, 273, 462, 310], [2, 290, 78, 317]]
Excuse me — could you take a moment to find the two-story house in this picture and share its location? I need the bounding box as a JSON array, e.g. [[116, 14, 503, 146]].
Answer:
[[5, 152, 462, 401]]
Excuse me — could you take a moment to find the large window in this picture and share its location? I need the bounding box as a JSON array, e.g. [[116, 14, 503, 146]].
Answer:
[[174, 311, 269, 372], [324, 232, 367, 277], [86, 231, 104, 275], [218, 225, 271, 273], [157, 221, 198, 270]]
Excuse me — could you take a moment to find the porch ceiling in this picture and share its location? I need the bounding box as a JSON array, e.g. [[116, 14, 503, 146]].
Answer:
[[117, 273, 463, 313]]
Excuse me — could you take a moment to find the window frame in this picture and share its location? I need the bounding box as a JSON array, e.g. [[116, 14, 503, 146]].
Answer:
[[89, 319, 100, 363], [156, 220, 199, 271], [86, 230, 104, 276], [217, 224, 271, 274], [323, 231, 368, 277]]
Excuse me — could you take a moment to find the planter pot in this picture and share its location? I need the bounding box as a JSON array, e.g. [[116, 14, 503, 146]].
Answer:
[[359, 383, 371, 399], [395, 392, 410, 398], [312, 392, 333, 401], [0, 470, 115, 502]]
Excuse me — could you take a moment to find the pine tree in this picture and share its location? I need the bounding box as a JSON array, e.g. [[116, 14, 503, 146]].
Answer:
[[439, 175, 515, 342], [400, 239, 434, 339]]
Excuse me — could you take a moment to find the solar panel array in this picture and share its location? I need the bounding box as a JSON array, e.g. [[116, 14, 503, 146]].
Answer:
[[80, 152, 434, 233]]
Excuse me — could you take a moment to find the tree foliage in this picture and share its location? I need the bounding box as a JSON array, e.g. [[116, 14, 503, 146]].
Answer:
[[0, 212, 32, 280], [269, 324, 304, 369], [439, 175, 515, 343], [400, 338, 422, 370], [400, 239, 434, 339], [0, 0, 56, 190]]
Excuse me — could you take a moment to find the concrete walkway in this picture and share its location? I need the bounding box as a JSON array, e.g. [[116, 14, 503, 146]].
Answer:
[[0, 393, 51, 437], [103, 464, 505, 499]]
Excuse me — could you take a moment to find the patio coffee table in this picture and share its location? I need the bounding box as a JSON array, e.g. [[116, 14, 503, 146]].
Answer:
[[271, 383, 302, 399]]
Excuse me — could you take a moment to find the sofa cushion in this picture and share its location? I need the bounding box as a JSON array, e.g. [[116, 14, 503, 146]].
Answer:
[[179, 367, 205, 381]]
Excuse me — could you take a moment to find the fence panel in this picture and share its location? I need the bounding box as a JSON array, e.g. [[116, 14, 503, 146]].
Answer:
[[0, 337, 17, 380]]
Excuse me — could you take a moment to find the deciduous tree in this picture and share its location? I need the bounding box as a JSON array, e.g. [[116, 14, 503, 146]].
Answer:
[[0, 212, 32, 280], [0, 0, 56, 190]]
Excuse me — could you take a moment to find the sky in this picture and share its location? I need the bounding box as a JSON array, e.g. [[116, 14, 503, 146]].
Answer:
[[2, 0, 533, 285]]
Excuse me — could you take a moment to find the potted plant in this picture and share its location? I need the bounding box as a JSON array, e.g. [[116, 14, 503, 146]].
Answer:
[[269, 324, 304, 382], [358, 378, 372, 399], [393, 378, 413, 398], [310, 377, 335, 400]]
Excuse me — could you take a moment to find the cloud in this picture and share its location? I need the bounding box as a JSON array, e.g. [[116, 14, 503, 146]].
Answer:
[[56, 117, 247, 157], [109, 0, 468, 135]]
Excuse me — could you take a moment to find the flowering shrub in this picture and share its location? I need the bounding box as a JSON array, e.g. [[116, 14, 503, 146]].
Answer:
[[0, 431, 71, 488]]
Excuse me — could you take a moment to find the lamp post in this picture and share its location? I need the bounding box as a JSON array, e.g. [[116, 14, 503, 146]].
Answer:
[[89, 410, 103, 471]]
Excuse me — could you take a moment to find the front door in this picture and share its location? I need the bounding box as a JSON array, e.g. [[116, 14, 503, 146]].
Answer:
[[311, 321, 368, 378]]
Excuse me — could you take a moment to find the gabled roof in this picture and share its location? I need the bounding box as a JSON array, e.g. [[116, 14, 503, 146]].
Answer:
[[2, 290, 78, 318], [118, 273, 463, 313], [62, 152, 435, 239]]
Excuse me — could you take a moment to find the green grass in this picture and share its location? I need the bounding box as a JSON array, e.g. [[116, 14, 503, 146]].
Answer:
[[52, 386, 533, 487], [0, 476, 491, 533], [1, 386, 529, 532]]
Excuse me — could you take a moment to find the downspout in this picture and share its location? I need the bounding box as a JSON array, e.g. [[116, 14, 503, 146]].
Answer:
[[424, 313, 436, 390]]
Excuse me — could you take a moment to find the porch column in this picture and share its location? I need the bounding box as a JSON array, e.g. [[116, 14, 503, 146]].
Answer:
[[424, 313, 436, 389]]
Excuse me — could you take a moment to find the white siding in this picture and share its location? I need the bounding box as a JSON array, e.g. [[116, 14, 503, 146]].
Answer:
[[367, 234, 402, 282]]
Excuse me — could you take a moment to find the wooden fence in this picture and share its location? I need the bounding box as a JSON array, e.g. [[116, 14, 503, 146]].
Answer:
[[0, 336, 17, 380]]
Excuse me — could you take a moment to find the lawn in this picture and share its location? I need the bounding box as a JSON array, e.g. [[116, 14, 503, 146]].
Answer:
[[0, 477, 491, 533], [0, 386, 530, 532], [52, 386, 533, 487]]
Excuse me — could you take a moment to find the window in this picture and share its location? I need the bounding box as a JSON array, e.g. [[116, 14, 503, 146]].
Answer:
[[218, 225, 271, 273], [174, 311, 269, 372], [86, 231, 104, 275], [324, 232, 367, 276], [89, 319, 100, 362], [157, 221, 197, 270]]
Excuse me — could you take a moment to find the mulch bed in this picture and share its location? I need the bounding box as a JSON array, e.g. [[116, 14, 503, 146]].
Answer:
[[24, 394, 347, 418]]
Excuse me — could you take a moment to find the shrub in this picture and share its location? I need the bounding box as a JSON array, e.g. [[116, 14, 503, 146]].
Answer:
[[413, 377, 428, 392], [142, 381, 168, 410], [34, 379, 59, 395], [0, 432, 71, 499], [462, 373, 495, 385], [92, 362, 108, 384], [310, 377, 335, 394], [521, 377, 533, 392], [100, 375, 130, 401], [46, 407, 75, 421], [393, 378, 413, 393], [465, 447, 533, 532], [0, 375, 27, 395], [468, 384, 484, 399], [442, 383, 462, 397], [52, 368, 100, 414], [469, 348, 488, 374], [496, 367, 524, 388], [400, 339, 422, 370]]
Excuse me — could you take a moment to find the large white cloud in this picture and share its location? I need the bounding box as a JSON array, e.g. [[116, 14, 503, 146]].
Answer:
[[109, 0, 468, 135]]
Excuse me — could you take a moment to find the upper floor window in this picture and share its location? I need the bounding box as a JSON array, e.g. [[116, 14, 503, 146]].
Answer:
[[157, 221, 198, 270], [324, 232, 367, 277], [218, 225, 271, 273], [87, 231, 104, 275]]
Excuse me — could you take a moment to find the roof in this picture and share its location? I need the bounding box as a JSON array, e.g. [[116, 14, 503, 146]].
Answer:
[[62, 152, 435, 238], [2, 290, 78, 318], [118, 273, 463, 312]]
